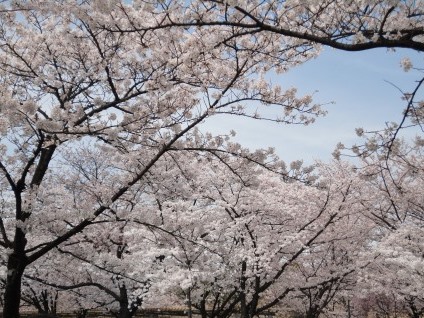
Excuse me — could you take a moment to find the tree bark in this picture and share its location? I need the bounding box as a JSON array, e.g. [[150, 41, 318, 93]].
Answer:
[[3, 225, 28, 318], [3, 256, 26, 318], [117, 306, 134, 318], [116, 284, 135, 318], [305, 305, 321, 318], [3, 143, 55, 317], [187, 288, 193, 318], [240, 261, 247, 318]]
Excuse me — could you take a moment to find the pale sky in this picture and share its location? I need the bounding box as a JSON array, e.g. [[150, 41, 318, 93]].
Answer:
[[201, 48, 424, 164]]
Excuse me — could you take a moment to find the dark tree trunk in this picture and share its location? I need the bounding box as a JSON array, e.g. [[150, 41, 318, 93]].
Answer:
[[3, 227, 28, 318], [3, 258, 25, 318], [347, 299, 352, 318], [240, 261, 247, 318], [118, 306, 134, 318], [2, 145, 54, 317], [407, 302, 423, 318], [187, 288, 193, 318], [115, 284, 136, 318], [305, 306, 321, 318], [75, 309, 89, 318], [199, 296, 209, 318]]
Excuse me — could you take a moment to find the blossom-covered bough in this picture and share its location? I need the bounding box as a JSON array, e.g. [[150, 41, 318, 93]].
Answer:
[[209, 0, 424, 52], [103, 1, 424, 52], [0, 1, 423, 318]]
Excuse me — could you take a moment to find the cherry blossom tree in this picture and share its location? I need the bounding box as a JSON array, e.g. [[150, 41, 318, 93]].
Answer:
[[131, 158, 376, 318], [20, 284, 58, 316], [282, 212, 371, 318], [23, 221, 154, 318], [0, 0, 329, 316], [362, 224, 424, 318], [1, 1, 423, 317], [353, 142, 424, 318], [335, 124, 424, 318]]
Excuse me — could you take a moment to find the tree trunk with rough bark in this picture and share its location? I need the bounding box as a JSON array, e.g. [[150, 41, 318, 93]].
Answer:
[[4, 257, 26, 318]]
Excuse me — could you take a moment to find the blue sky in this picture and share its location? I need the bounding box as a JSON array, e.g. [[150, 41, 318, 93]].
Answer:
[[202, 48, 424, 164]]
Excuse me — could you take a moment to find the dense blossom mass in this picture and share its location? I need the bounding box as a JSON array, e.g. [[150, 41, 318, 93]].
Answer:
[[0, 1, 423, 318]]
